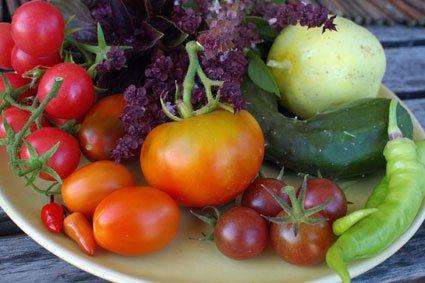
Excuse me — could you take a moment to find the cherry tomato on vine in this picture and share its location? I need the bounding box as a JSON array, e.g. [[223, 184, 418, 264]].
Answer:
[[38, 63, 95, 119], [0, 107, 49, 139], [78, 94, 126, 161], [141, 109, 264, 207], [241, 177, 290, 217], [298, 178, 347, 225], [11, 46, 62, 75], [19, 127, 81, 181], [61, 160, 135, 219], [270, 211, 333, 266], [214, 207, 268, 260], [41, 202, 63, 233], [0, 73, 36, 105], [0, 23, 14, 70], [93, 186, 180, 256], [11, 1, 64, 57]]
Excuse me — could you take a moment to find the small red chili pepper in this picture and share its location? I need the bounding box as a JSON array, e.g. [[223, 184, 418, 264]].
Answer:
[[63, 211, 96, 256], [41, 195, 63, 233]]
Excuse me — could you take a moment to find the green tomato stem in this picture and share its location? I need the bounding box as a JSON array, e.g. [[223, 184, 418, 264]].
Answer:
[[164, 41, 229, 121]]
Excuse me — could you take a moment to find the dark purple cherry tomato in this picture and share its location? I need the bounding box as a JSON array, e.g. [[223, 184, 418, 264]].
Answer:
[[298, 178, 347, 225], [214, 207, 268, 260], [78, 94, 126, 161], [241, 178, 290, 217], [270, 211, 332, 266]]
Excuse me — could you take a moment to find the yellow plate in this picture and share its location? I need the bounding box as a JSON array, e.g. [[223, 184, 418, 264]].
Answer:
[[0, 86, 424, 283]]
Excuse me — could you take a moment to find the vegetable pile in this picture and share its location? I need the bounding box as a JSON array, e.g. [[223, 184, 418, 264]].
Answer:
[[0, 1, 424, 282]]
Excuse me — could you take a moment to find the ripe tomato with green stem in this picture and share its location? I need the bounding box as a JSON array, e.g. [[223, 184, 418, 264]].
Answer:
[[0, 73, 36, 105], [0, 106, 49, 139], [140, 41, 264, 207], [264, 176, 334, 266], [19, 127, 80, 181], [38, 63, 95, 119]]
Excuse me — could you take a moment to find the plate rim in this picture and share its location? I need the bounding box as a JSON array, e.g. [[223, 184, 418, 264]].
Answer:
[[1, 84, 424, 283]]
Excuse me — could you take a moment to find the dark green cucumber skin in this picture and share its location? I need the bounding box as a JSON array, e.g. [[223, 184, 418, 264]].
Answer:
[[242, 78, 414, 179]]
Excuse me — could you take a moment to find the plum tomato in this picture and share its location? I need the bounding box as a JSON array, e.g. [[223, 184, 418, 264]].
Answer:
[[11, 1, 64, 57], [93, 186, 180, 256], [270, 211, 333, 266], [0, 73, 36, 104], [78, 94, 126, 161], [19, 127, 80, 181], [241, 177, 290, 217], [141, 109, 265, 207], [38, 63, 95, 119], [0, 23, 14, 70], [214, 207, 268, 260], [0, 107, 49, 139], [11, 46, 62, 75], [298, 178, 347, 225], [61, 160, 135, 219]]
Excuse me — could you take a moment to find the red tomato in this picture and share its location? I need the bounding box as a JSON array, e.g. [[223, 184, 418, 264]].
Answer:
[[214, 207, 268, 260], [19, 127, 81, 181], [11, 1, 64, 57], [78, 94, 126, 161], [298, 178, 347, 225], [270, 211, 333, 266], [141, 109, 264, 207], [38, 63, 95, 119], [0, 107, 49, 139], [61, 160, 135, 219], [0, 73, 36, 105], [93, 186, 180, 256], [0, 23, 14, 70], [241, 177, 290, 217], [11, 46, 62, 75]]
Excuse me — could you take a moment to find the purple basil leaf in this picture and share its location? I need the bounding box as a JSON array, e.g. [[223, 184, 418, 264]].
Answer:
[[132, 21, 163, 52], [50, 0, 97, 43], [151, 16, 188, 48], [109, 0, 135, 37]]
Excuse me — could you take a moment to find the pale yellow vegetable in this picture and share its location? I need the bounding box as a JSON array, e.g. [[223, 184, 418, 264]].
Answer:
[[267, 16, 386, 119]]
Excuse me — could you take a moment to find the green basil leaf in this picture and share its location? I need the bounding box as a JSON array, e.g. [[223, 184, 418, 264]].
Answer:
[[245, 16, 279, 42], [246, 50, 280, 98]]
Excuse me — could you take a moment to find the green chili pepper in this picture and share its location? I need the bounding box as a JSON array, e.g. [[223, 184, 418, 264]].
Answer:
[[326, 99, 425, 283], [332, 208, 378, 236], [364, 177, 389, 209]]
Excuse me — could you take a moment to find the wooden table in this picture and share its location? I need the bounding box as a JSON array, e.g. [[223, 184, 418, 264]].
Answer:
[[1, 25, 425, 283]]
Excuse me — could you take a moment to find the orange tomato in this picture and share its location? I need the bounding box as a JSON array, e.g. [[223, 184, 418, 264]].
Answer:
[[61, 160, 135, 219], [140, 109, 264, 207], [93, 186, 180, 256]]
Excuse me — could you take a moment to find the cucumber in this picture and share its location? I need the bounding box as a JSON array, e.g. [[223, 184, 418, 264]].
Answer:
[[241, 77, 414, 179]]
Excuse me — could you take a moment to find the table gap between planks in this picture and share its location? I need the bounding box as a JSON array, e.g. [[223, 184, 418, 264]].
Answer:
[[1, 25, 425, 283]]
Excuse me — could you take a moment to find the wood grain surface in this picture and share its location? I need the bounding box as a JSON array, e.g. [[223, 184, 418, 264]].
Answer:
[[1, 24, 425, 283]]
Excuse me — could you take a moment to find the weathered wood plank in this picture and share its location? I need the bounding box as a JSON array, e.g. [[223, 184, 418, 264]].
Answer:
[[0, 235, 105, 282], [382, 46, 425, 96], [366, 24, 425, 45], [0, 224, 423, 282]]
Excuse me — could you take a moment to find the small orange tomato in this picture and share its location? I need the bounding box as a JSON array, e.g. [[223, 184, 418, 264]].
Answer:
[[78, 94, 126, 161], [93, 186, 180, 256], [61, 160, 135, 219], [140, 109, 264, 207]]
